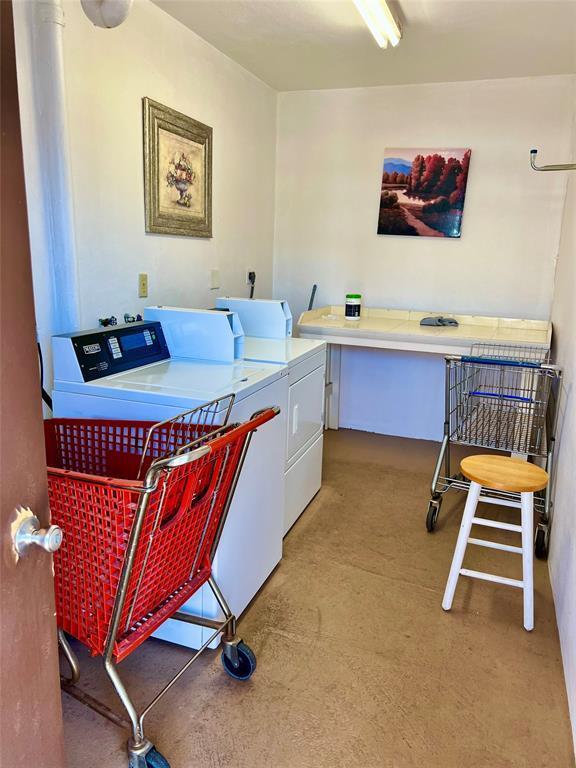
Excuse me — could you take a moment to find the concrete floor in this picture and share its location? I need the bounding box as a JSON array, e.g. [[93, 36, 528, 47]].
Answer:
[[63, 430, 575, 768]]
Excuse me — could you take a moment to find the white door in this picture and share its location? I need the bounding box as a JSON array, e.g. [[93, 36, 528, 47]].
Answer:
[[287, 365, 325, 462]]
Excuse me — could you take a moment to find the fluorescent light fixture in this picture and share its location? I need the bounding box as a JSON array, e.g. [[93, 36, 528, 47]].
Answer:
[[352, 0, 402, 48]]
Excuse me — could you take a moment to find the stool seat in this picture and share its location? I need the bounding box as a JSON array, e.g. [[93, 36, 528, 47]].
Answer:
[[461, 455, 549, 494]]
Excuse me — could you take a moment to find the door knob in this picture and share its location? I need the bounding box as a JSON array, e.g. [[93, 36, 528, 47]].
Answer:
[[12, 507, 63, 556]]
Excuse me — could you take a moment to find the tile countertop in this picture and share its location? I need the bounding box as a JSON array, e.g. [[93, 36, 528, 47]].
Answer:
[[297, 306, 552, 356]]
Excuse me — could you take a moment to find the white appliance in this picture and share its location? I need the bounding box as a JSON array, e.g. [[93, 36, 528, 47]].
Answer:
[[145, 305, 245, 361], [51, 320, 288, 649], [145, 304, 326, 533], [244, 337, 326, 533], [215, 298, 326, 534], [215, 297, 293, 338]]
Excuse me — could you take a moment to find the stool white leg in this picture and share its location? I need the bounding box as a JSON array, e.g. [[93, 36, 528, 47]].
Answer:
[[442, 481, 482, 611], [521, 491, 534, 631]]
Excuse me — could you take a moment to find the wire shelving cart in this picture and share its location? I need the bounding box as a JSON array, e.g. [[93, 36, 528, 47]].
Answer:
[[45, 396, 279, 768], [426, 343, 561, 558]]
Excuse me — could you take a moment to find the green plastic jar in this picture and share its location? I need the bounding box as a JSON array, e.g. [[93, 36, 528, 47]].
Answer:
[[345, 294, 362, 319]]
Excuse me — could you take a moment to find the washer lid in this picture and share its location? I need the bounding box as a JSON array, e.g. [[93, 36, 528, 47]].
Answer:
[[243, 336, 326, 367], [54, 358, 287, 409]]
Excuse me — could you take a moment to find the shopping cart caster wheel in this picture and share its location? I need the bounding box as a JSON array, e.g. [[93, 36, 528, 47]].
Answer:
[[143, 748, 170, 768], [535, 528, 549, 560], [221, 641, 257, 680], [426, 500, 441, 532]]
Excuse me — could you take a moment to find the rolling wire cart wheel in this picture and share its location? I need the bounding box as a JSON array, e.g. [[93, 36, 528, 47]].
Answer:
[[221, 642, 257, 680], [426, 496, 442, 532], [535, 528, 549, 560]]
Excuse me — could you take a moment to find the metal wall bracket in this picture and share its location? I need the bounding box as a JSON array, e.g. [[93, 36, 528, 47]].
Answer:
[[530, 149, 576, 172]]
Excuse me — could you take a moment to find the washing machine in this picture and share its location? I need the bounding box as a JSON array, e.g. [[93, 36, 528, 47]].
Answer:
[[51, 319, 288, 649]]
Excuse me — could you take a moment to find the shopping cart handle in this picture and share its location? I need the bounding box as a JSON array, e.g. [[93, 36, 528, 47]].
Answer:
[[461, 355, 541, 368], [143, 445, 212, 488], [153, 445, 211, 472], [193, 407, 280, 457], [248, 406, 281, 426]]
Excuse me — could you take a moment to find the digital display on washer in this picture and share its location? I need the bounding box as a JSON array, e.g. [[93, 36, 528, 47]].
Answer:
[[120, 329, 154, 353]]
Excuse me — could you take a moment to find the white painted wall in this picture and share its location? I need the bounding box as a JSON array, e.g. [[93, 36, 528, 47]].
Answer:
[[549, 103, 576, 753], [274, 76, 574, 320], [275, 76, 575, 439], [339, 347, 445, 439], [58, 0, 276, 329]]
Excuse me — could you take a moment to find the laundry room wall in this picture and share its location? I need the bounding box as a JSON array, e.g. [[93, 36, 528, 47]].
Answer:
[[549, 99, 576, 753], [17, 0, 278, 336], [273, 75, 575, 322], [273, 75, 575, 439]]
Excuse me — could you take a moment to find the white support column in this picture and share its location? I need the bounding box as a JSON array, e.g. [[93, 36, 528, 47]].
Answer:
[[35, 0, 80, 329], [12, 0, 80, 395], [325, 343, 341, 430]]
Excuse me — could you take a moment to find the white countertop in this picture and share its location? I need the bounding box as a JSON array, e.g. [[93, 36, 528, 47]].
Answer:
[[298, 306, 552, 356]]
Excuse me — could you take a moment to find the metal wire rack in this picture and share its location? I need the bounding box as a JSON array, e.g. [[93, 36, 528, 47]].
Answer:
[[44, 395, 236, 485], [448, 349, 555, 457], [426, 343, 562, 558], [468, 342, 550, 364], [137, 395, 235, 477]]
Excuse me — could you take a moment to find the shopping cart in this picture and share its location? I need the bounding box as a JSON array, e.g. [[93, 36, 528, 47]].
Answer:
[[426, 343, 561, 558], [46, 396, 279, 768]]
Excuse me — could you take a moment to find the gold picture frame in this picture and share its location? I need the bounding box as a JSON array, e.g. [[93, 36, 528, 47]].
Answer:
[[143, 97, 212, 238]]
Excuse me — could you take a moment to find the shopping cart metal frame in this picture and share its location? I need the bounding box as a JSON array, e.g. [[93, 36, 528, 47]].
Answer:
[[53, 407, 279, 768], [426, 344, 562, 559], [135, 394, 235, 479]]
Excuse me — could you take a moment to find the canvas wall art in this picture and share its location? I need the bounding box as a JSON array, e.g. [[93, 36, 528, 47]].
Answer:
[[377, 148, 471, 238], [143, 98, 212, 237]]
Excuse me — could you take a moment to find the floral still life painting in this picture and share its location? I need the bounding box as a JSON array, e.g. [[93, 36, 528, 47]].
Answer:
[[143, 98, 212, 237], [165, 149, 197, 210], [377, 148, 471, 238]]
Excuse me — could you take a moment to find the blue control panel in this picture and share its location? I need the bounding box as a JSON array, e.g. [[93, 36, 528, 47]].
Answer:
[[55, 321, 170, 381]]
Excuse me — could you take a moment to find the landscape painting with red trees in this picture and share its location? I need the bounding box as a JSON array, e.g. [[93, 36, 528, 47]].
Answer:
[[378, 148, 471, 238]]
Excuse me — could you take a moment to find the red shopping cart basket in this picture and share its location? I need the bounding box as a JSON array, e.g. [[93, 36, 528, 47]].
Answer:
[[49, 405, 279, 768]]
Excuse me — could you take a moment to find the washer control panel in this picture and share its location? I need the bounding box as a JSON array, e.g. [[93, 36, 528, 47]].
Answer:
[[56, 321, 170, 382]]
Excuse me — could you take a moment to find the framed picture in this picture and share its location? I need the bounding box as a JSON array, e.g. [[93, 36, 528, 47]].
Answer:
[[143, 97, 212, 237], [377, 148, 471, 238]]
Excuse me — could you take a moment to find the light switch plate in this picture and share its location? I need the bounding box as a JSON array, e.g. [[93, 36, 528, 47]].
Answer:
[[138, 273, 148, 298], [210, 269, 220, 290]]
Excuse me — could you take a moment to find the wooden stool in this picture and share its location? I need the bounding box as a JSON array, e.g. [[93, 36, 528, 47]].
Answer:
[[442, 455, 549, 631]]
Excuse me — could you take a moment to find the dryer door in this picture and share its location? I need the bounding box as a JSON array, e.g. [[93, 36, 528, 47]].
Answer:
[[287, 365, 325, 463]]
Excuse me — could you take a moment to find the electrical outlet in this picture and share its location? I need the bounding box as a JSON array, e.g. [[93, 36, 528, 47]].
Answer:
[[138, 273, 148, 298], [246, 270, 256, 285]]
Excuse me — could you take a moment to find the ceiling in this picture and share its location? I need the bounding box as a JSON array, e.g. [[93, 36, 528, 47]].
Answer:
[[153, 0, 576, 91]]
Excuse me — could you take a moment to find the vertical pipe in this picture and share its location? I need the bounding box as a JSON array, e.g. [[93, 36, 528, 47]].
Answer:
[[34, 0, 80, 333], [13, 0, 80, 403], [444, 357, 451, 477]]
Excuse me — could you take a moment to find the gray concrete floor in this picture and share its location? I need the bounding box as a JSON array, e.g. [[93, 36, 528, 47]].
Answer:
[[63, 430, 575, 768]]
